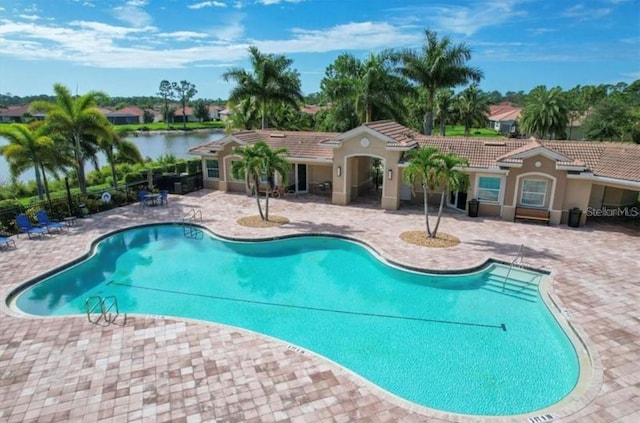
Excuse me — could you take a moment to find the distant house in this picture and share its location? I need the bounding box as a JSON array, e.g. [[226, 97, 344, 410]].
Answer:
[[488, 102, 521, 135], [172, 106, 198, 123], [104, 106, 145, 125], [0, 105, 45, 123], [218, 107, 233, 121]]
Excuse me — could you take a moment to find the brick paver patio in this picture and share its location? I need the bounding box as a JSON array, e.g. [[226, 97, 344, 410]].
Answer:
[[1, 191, 638, 422]]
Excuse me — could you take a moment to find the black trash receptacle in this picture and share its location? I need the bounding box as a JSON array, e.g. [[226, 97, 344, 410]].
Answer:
[[568, 207, 582, 227], [468, 199, 480, 217]]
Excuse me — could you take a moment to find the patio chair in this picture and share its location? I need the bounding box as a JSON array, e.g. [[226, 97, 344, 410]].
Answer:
[[36, 210, 67, 233], [138, 190, 148, 207], [0, 235, 16, 249], [15, 214, 47, 238], [160, 190, 168, 206]]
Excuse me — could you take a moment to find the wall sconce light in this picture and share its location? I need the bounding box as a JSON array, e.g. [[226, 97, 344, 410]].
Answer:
[[337, 166, 342, 177], [388, 169, 393, 180]]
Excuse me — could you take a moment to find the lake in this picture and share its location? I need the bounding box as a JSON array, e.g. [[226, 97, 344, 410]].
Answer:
[[0, 131, 224, 184]]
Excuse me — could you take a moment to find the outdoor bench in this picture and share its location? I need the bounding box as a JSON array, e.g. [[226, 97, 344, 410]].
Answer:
[[514, 207, 550, 224]]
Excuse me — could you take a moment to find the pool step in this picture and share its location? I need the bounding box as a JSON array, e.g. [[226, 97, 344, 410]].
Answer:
[[482, 267, 541, 301]]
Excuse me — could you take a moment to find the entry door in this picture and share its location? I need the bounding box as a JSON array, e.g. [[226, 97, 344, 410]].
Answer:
[[450, 191, 468, 210], [296, 164, 308, 193]]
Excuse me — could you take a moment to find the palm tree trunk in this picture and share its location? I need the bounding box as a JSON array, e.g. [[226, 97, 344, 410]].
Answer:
[[106, 146, 118, 188], [73, 133, 87, 194], [366, 104, 373, 123], [440, 118, 446, 136], [432, 189, 446, 238], [423, 111, 434, 135], [33, 164, 44, 201], [253, 177, 265, 220], [423, 186, 432, 237], [265, 190, 270, 221], [261, 101, 267, 130]]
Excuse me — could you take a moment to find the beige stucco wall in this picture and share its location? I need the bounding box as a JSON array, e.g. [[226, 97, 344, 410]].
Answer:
[[560, 179, 592, 225], [502, 155, 568, 224], [331, 134, 402, 210]]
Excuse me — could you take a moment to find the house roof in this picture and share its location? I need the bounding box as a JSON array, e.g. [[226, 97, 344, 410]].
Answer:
[[488, 103, 522, 122], [0, 105, 31, 117], [190, 121, 640, 183], [189, 130, 338, 161], [106, 106, 145, 117]]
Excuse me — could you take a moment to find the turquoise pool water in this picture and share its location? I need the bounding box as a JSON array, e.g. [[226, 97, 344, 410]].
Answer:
[[12, 225, 579, 416]]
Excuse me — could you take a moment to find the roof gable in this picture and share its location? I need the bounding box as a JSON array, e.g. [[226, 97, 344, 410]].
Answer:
[[322, 120, 419, 149]]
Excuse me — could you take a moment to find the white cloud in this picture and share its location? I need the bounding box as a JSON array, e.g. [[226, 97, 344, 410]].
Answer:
[[563, 4, 611, 20], [112, 5, 153, 27], [0, 18, 416, 69], [188, 1, 227, 9], [257, 21, 420, 54], [18, 14, 40, 21], [387, 1, 528, 37], [423, 1, 527, 36]]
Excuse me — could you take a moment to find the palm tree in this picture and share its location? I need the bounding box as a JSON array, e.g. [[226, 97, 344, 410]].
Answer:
[[98, 129, 144, 188], [257, 142, 290, 221], [223, 46, 303, 130], [231, 141, 290, 221], [434, 89, 455, 136], [402, 146, 442, 237], [519, 85, 569, 139], [430, 153, 469, 237], [320, 51, 410, 125], [30, 83, 113, 193], [403, 147, 469, 238], [225, 98, 261, 133], [399, 29, 483, 135], [0, 122, 57, 200], [231, 142, 269, 220], [455, 84, 490, 136]]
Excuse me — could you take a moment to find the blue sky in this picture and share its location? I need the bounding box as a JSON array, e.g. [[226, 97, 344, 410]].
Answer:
[[0, 0, 638, 100]]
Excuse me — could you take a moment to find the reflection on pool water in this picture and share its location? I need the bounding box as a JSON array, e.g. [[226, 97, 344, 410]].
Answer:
[[12, 224, 580, 416]]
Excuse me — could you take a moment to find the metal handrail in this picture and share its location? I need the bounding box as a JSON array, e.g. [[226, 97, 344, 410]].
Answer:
[[102, 296, 119, 324], [85, 296, 103, 323], [503, 244, 525, 292], [85, 295, 125, 326], [183, 208, 202, 223]]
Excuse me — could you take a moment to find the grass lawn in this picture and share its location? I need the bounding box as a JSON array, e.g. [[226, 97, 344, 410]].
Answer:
[[444, 125, 504, 138]]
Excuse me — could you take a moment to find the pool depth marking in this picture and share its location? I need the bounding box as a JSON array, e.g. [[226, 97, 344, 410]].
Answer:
[[110, 281, 507, 331]]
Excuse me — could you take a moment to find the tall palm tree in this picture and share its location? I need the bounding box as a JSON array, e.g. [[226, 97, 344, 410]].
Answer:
[[321, 51, 410, 125], [399, 29, 483, 135], [223, 46, 303, 130], [257, 142, 289, 221], [434, 89, 455, 136], [402, 146, 442, 237], [455, 84, 490, 136], [519, 85, 569, 139], [98, 129, 144, 188], [30, 83, 112, 193], [231, 142, 269, 220], [231, 141, 290, 221], [430, 153, 469, 237], [403, 147, 469, 238], [0, 122, 57, 200]]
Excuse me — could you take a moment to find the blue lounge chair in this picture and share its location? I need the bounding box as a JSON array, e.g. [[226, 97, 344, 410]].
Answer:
[[0, 235, 16, 249], [160, 190, 168, 206], [138, 190, 148, 207], [15, 214, 47, 238], [36, 210, 67, 233]]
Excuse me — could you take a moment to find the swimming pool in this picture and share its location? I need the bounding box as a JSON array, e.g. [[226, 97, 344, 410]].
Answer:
[[11, 224, 580, 416]]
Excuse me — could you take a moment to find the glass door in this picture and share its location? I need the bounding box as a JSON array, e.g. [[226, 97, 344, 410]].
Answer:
[[296, 164, 308, 193]]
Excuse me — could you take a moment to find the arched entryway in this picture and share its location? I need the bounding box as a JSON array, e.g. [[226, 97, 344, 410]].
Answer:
[[340, 154, 387, 207]]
